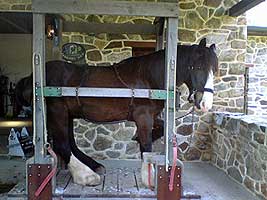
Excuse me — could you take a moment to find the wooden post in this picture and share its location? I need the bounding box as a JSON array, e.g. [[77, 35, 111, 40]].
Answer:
[[164, 17, 178, 169], [33, 13, 46, 163], [155, 17, 165, 51]]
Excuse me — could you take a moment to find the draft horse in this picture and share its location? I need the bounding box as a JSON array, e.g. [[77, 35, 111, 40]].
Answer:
[[16, 38, 218, 186]]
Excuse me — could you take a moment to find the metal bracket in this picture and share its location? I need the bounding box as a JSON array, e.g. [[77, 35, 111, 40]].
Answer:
[[36, 87, 62, 97], [157, 165, 181, 200], [27, 164, 52, 200], [150, 90, 174, 100]]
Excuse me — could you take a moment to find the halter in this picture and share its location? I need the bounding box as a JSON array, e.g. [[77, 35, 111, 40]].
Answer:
[[187, 65, 214, 95]]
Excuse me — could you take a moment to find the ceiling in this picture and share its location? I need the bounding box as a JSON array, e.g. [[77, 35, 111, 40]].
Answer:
[[0, 12, 33, 34]]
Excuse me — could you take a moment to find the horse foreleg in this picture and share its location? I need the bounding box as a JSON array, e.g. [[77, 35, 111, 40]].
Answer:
[[131, 117, 163, 143], [133, 111, 156, 188], [152, 118, 164, 142], [133, 112, 153, 154]]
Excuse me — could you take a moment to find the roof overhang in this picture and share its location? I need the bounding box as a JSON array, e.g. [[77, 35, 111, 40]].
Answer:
[[227, 0, 265, 17]]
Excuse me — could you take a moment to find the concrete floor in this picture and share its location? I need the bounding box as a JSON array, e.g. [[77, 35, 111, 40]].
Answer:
[[183, 162, 261, 200], [0, 157, 262, 200]]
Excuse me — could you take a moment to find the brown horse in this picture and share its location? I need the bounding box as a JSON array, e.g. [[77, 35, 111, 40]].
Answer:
[[16, 38, 218, 186]]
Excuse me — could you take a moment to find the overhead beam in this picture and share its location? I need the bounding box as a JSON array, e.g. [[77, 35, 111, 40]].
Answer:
[[63, 21, 156, 35], [32, 0, 178, 17], [248, 26, 267, 36], [227, 0, 265, 17]]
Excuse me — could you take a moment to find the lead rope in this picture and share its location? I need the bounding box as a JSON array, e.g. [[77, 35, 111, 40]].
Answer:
[[169, 134, 178, 191], [169, 90, 196, 191]]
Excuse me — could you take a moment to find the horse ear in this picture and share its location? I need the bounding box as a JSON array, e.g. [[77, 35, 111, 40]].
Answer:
[[199, 38, 206, 47], [210, 44, 216, 52]]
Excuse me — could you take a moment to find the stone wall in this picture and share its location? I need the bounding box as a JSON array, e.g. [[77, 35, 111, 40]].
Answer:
[[213, 112, 267, 199], [246, 36, 267, 115], [0, 0, 31, 10]]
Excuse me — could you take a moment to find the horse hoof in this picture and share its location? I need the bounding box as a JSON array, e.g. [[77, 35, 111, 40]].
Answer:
[[94, 164, 106, 175], [68, 154, 102, 186]]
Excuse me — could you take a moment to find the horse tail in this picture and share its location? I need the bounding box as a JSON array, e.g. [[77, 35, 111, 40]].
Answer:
[[68, 118, 104, 173], [15, 74, 33, 107]]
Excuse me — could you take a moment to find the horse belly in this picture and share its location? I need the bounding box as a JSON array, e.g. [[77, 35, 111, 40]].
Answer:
[[80, 98, 130, 122]]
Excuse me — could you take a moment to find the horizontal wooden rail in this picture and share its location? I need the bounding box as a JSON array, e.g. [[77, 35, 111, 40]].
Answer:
[[32, 0, 178, 17], [36, 87, 174, 100]]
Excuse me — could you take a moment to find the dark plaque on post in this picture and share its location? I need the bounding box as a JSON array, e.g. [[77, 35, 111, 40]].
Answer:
[[62, 43, 85, 62]]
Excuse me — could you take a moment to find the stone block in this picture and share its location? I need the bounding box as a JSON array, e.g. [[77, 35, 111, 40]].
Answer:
[[227, 167, 243, 183], [254, 132, 265, 144], [87, 50, 102, 61], [184, 147, 201, 161], [84, 129, 96, 141], [112, 127, 135, 141], [185, 12, 204, 29], [93, 135, 113, 151], [106, 151, 120, 158], [244, 176, 255, 192]]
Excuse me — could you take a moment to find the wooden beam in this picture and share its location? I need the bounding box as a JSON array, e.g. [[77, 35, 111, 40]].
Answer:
[[33, 14, 46, 163], [155, 17, 165, 50], [164, 17, 178, 168], [124, 41, 156, 48], [32, 0, 178, 17], [248, 26, 267, 36], [227, 0, 265, 17], [63, 21, 156, 35]]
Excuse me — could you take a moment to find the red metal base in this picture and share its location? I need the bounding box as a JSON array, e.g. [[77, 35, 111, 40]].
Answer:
[[27, 164, 52, 200], [157, 165, 181, 200]]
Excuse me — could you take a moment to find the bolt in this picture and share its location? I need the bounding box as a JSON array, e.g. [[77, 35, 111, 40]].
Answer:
[[29, 165, 32, 168], [29, 174, 32, 177], [177, 184, 180, 187], [48, 166, 50, 169], [38, 174, 41, 177], [159, 176, 162, 179], [38, 165, 41, 169]]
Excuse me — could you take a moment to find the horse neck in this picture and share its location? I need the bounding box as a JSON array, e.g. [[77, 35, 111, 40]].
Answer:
[[176, 45, 192, 86]]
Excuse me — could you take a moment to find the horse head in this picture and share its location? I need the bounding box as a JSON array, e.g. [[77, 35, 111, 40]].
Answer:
[[184, 38, 218, 112]]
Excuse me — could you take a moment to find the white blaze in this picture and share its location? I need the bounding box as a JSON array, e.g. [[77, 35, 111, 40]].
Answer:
[[68, 153, 101, 186], [200, 71, 214, 112]]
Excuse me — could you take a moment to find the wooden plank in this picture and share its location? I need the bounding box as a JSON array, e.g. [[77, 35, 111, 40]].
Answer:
[[164, 17, 178, 167], [56, 170, 71, 190], [227, 0, 265, 17], [117, 167, 137, 193], [63, 21, 156, 35], [8, 182, 26, 196], [124, 41, 156, 48], [102, 168, 119, 194], [33, 13, 46, 163], [32, 0, 178, 17]]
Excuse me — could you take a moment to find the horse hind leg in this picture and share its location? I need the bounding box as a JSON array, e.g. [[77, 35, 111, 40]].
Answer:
[[67, 114, 105, 186], [68, 153, 101, 186], [47, 101, 102, 186]]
